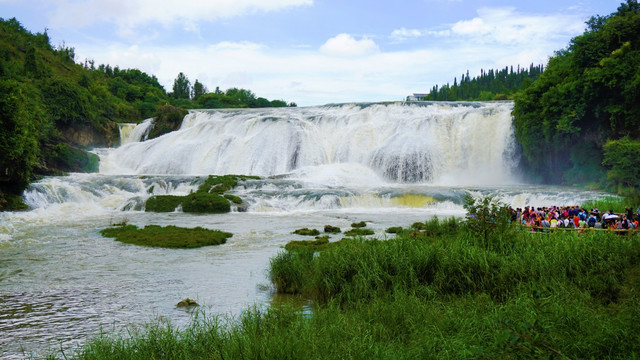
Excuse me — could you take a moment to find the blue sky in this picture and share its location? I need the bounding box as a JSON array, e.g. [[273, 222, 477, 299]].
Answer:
[[0, 0, 624, 106]]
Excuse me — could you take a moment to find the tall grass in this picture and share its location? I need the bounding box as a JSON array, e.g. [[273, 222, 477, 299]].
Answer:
[[46, 218, 640, 359]]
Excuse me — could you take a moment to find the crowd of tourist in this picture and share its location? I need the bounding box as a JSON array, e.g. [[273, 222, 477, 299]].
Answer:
[[510, 205, 640, 231]]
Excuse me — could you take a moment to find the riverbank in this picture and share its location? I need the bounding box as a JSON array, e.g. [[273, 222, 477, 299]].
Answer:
[[42, 214, 640, 359]]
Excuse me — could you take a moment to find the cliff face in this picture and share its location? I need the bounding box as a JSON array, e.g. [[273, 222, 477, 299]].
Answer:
[[61, 121, 119, 148]]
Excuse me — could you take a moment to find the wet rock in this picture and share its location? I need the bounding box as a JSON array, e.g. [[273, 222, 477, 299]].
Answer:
[[176, 298, 198, 308]]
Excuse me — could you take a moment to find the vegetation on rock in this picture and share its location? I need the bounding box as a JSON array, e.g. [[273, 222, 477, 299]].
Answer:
[[350, 221, 367, 228], [323, 225, 341, 233], [100, 224, 232, 249], [144, 175, 257, 214], [344, 228, 375, 237], [292, 228, 321, 236]]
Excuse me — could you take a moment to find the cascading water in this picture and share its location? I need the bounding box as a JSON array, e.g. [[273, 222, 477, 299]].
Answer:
[[0, 102, 611, 359], [101, 102, 518, 185], [118, 118, 154, 145]]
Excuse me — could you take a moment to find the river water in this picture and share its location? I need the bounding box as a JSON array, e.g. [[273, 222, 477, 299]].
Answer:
[[0, 102, 607, 358]]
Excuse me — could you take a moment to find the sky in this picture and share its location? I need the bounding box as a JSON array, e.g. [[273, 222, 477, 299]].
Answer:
[[0, 0, 625, 106]]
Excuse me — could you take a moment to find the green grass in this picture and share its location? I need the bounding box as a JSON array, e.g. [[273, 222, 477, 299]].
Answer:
[[344, 228, 374, 236], [49, 218, 640, 359], [145, 195, 183, 212], [100, 224, 232, 248]]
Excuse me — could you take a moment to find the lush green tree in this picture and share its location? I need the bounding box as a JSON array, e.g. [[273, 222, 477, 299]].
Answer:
[[513, 0, 640, 190], [192, 79, 207, 101], [0, 79, 49, 193], [171, 72, 191, 99], [602, 137, 640, 201]]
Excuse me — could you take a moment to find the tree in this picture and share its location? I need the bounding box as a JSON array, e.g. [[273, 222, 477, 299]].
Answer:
[[602, 137, 640, 201], [463, 194, 513, 249], [191, 79, 207, 101], [172, 72, 191, 99]]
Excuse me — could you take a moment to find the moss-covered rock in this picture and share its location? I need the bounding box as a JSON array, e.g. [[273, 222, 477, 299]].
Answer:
[[145, 195, 184, 212], [144, 175, 259, 214], [41, 143, 99, 174], [411, 222, 426, 230], [181, 192, 230, 213], [198, 174, 259, 194], [0, 191, 28, 211], [324, 225, 341, 233], [176, 298, 198, 308], [147, 105, 187, 140], [100, 224, 232, 248], [292, 228, 321, 236], [351, 221, 367, 228], [344, 228, 375, 237], [223, 194, 243, 204], [385, 226, 403, 234], [284, 236, 329, 252]]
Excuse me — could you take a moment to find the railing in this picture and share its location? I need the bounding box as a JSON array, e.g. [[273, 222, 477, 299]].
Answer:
[[520, 224, 638, 234]]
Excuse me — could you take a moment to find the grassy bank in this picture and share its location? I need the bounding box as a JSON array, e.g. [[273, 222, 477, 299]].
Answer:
[[48, 216, 639, 359]]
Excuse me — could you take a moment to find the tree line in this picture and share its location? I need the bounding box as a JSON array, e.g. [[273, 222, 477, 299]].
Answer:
[[167, 71, 296, 109], [412, 64, 544, 101]]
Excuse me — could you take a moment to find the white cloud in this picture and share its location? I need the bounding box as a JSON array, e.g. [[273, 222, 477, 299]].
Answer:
[[70, 6, 592, 106], [49, 0, 313, 34], [391, 28, 424, 42], [450, 7, 585, 45], [319, 33, 380, 57]]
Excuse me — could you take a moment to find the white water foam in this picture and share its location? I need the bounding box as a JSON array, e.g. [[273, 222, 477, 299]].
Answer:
[[100, 102, 518, 186]]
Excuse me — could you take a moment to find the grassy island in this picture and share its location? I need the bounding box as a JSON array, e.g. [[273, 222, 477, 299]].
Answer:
[[145, 175, 259, 213], [100, 224, 232, 249]]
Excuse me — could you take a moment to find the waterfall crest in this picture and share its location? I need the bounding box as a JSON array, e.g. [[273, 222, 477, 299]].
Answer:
[[101, 102, 518, 185]]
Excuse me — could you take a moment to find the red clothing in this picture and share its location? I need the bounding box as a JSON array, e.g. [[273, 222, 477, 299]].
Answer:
[[573, 216, 580, 227]]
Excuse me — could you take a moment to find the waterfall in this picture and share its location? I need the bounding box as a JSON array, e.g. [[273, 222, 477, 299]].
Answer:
[[118, 118, 154, 145], [101, 102, 518, 186]]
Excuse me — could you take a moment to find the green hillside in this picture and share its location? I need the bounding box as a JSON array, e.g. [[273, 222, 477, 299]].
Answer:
[[513, 0, 640, 200], [0, 17, 292, 210]]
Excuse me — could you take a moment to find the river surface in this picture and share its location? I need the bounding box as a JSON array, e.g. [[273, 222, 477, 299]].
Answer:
[[0, 102, 610, 358]]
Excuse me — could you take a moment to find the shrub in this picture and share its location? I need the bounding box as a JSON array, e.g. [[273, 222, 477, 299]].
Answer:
[[181, 192, 230, 213]]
